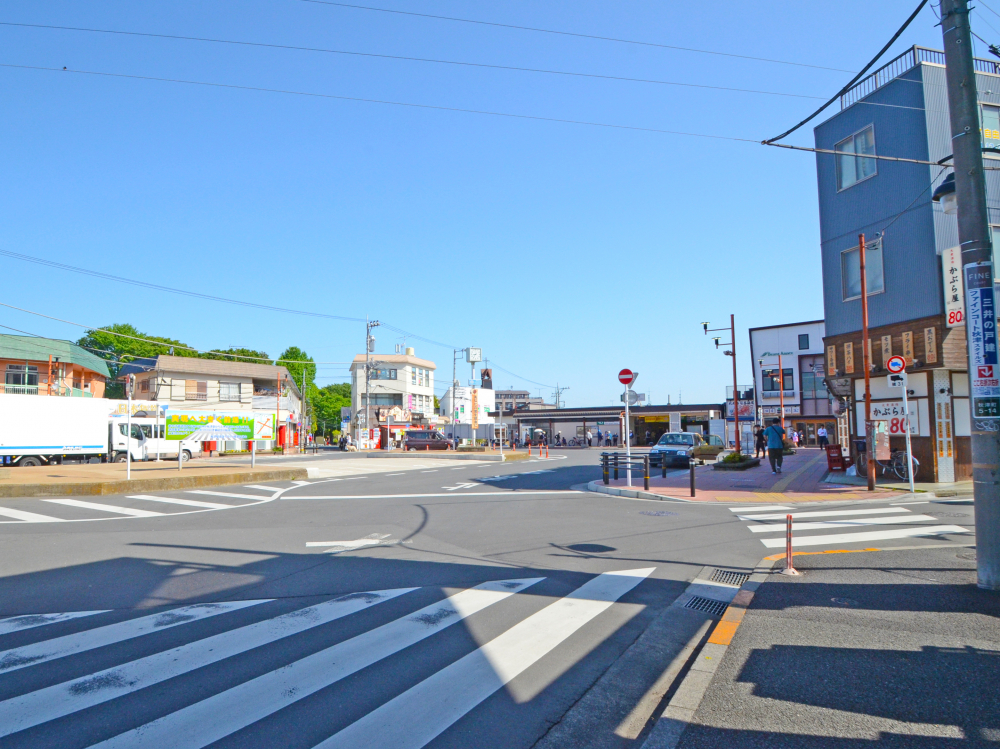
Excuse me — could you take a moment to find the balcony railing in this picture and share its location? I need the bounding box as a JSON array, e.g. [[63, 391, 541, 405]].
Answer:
[[185, 393, 208, 401], [841, 45, 1000, 109], [1, 384, 38, 395], [0, 384, 92, 397]]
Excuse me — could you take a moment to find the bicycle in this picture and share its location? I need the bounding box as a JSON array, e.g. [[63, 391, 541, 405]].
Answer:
[[855, 448, 912, 481]]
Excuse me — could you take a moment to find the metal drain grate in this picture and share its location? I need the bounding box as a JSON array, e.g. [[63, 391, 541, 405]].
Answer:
[[709, 569, 750, 587], [684, 596, 729, 616]]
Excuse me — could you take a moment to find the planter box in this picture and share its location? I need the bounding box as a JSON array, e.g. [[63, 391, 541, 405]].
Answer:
[[457, 446, 487, 453], [712, 457, 761, 471]]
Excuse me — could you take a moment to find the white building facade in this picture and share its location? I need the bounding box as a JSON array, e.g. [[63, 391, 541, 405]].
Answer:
[[349, 348, 436, 435]]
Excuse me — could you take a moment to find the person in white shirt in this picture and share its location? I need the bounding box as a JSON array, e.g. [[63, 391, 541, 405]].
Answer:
[[817, 426, 829, 447]]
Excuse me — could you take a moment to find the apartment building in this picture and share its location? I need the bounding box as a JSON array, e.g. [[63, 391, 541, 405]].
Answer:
[[0, 334, 109, 398]]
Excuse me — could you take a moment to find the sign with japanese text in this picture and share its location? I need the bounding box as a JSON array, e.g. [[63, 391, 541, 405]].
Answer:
[[870, 401, 917, 434], [965, 261, 1000, 419], [827, 345, 837, 376], [725, 399, 755, 421], [471, 388, 479, 429], [902, 331, 914, 365], [164, 411, 265, 440], [925, 327, 938, 363], [944, 247, 965, 327], [844, 341, 854, 374]]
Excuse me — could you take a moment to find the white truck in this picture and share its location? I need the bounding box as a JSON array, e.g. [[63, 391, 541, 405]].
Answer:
[[126, 416, 200, 463], [0, 395, 147, 467]]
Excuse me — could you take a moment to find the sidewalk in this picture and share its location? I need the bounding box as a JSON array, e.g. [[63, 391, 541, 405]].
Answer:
[[646, 545, 997, 748], [600, 449, 899, 503]]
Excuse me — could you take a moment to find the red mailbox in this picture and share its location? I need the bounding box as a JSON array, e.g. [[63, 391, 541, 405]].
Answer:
[[825, 443, 846, 471]]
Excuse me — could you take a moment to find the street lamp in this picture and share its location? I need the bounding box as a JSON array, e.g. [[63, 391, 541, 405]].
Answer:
[[704, 315, 742, 455]]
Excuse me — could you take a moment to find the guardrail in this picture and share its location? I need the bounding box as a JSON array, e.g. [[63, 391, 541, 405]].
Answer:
[[600, 451, 697, 495]]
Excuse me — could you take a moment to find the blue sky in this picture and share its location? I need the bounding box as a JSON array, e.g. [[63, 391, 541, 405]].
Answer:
[[0, 1, 971, 405]]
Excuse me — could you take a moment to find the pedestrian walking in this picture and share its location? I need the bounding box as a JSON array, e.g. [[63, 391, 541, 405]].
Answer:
[[754, 426, 766, 459], [586, 429, 593, 448], [817, 425, 829, 448], [791, 430, 800, 448], [764, 418, 786, 474]]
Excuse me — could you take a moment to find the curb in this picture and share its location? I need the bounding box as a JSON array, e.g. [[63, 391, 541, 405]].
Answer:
[[640, 557, 776, 749], [0, 468, 309, 498], [586, 480, 689, 502]]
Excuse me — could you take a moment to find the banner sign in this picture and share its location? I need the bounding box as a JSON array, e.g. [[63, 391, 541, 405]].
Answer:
[[944, 247, 965, 327], [164, 411, 275, 440], [725, 399, 755, 421], [965, 262, 1000, 419], [870, 401, 917, 435]]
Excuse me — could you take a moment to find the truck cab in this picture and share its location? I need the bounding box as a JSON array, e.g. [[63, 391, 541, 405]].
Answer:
[[129, 417, 200, 462], [108, 418, 147, 463]]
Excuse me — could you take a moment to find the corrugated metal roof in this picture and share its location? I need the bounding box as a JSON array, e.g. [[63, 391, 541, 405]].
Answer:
[[0, 335, 110, 377]]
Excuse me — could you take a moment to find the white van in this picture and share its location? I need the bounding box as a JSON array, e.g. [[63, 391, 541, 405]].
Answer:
[[127, 417, 201, 462]]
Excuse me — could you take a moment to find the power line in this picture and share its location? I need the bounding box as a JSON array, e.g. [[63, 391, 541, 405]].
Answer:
[[0, 63, 762, 145], [0, 21, 827, 101], [293, 0, 856, 73], [764, 141, 1000, 169], [764, 0, 930, 144]]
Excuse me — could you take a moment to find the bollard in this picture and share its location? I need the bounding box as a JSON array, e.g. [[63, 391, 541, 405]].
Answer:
[[689, 459, 695, 497], [643, 455, 650, 491], [781, 514, 800, 575], [661, 452, 667, 478], [602, 454, 609, 485], [545, 444, 549, 458], [614, 453, 619, 480]]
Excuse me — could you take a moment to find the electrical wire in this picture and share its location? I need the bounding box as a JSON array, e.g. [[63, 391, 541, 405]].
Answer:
[[293, 0, 856, 73], [764, 141, 1000, 169], [763, 0, 930, 144], [0, 64, 762, 145], [0, 21, 827, 102]]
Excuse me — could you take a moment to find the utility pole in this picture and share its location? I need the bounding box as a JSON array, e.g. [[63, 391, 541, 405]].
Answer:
[[365, 319, 380, 450], [301, 366, 307, 452], [860, 234, 876, 492], [941, 0, 1000, 590], [704, 316, 742, 455]]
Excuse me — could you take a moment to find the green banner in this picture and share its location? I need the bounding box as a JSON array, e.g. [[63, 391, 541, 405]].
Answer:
[[165, 411, 254, 440]]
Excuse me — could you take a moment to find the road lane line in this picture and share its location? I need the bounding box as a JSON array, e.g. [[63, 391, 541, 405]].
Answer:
[[747, 514, 938, 533], [0, 589, 412, 738], [316, 568, 654, 749], [728, 505, 791, 512], [43, 500, 164, 518], [737, 507, 910, 521], [0, 600, 268, 674], [0, 611, 108, 636], [90, 578, 544, 749], [289, 490, 581, 499], [759, 525, 971, 548], [127, 495, 232, 510], [0, 506, 65, 522], [186, 490, 275, 501], [242, 485, 278, 492]]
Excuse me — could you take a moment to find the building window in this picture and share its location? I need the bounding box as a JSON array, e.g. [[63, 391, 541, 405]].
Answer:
[[983, 104, 1000, 150], [762, 368, 794, 393], [369, 393, 403, 406], [220, 382, 241, 401], [411, 368, 416, 385], [798, 334, 810, 350], [842, 241, 884, 301], [371, 369, 396, 380], [185, 380, 208, 401], [5, 364, 38, 390], [800, 370, 828, 399], [835, 125, 877, 190], [138, 379, 150, 393]]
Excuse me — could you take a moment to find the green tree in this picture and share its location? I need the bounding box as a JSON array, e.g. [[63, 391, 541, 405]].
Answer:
[[202, 347, 269, 363], [312, 383, 351, 436], [77, 324, 196, 398], [278, 346, 316, 396]]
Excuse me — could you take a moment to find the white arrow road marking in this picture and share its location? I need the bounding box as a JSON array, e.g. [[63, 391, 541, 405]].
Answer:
[[759, 525, 971, 548], [748, 514, 938, 533], [43, 500, 164, 518], [316, 568, 654, 749], [443, 483, 479, 491], [0, 600, 268, 674], [0, 588, 413, 738], [89, 578, 544, 749], [0, 506, 65, 523], [305, 534, 396, 553], [186, 490, 275, 501], [0, 610, 108, 636]]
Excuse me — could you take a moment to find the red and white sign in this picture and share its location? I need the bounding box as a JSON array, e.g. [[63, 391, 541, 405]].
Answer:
[[618, 368, 636, 386], [975, 364, 999, 389], [885, 355, 906, 374]]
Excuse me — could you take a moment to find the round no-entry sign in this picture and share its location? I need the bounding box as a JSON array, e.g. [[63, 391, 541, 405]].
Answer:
[[886, 355, 906, 374], [618, 368, 636, 386]]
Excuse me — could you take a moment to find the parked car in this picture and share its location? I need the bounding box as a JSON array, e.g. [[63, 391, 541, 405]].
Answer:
[[692, 433, 726, 462], [649, 432, 704, 467], [403, 430, 452, 451]]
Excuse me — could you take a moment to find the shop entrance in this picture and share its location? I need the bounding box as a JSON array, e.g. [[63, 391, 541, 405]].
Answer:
[[793, 420, 837, 446]]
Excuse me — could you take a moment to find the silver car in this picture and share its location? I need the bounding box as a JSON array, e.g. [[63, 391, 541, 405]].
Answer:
[[649, 432, 702, 467]]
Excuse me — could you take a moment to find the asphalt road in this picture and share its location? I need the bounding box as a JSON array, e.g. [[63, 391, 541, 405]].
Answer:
[[0, 450, 977, 748]]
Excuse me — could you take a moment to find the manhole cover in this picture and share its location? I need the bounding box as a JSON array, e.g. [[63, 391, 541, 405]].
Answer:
[[566, 543, 616, 553], [831, 597, 859, 607], [639, 511, 678, 517], [957, 550, 977, 561], [935, 513, 970, 518], [684, 596, 728, 616], [710, 569, 750, 586]]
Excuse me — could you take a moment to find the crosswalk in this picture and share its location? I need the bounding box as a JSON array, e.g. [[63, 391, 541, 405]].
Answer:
[[0, 568, 652, 748], [732, 504, 973, 549], [0, 485, 282, 524]]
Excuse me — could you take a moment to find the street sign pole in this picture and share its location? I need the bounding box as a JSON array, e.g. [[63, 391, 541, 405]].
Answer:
[[887, 357, 914, 494], [903, 380, 915, 495], [625, 383, 631, 487]]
